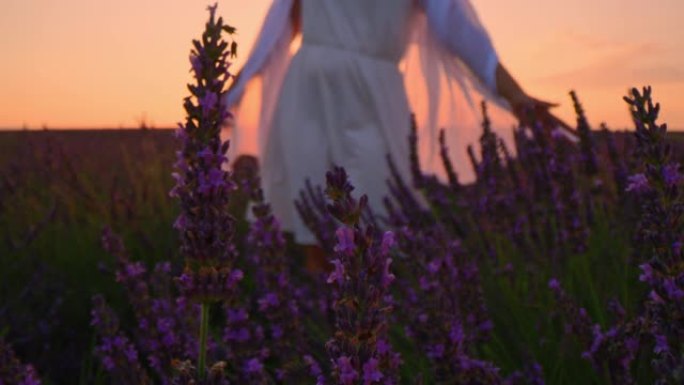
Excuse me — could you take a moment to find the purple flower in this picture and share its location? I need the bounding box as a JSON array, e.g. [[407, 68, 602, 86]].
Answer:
[[197, 146, 214, 163], [200, 91, 218, 117], [334, 226, 356, 256], [654, 334, 669, 354], [258, 292, 280, 311], [337, 356, 358, 385], [449, 322, 465, 345], [551, 128, 565, 140], [156, 318, 173, 334], [226, 269, 244, 289], [270, 324, 283, 339], [419, 275, 436, 291], [426, 344, 445, 359], [190, 54, 203, 75], [638, 263, 655, 283], [663, 278, 684, 300], [304, 355, 322, 376], [115, 262, 146, 283], [244, 357, 263, 374], [380, 231, 395, 255], [649, 290, 665, 304], [124, 344, 138, 363], [102, 355, 115, 371], [548, 278, 561, 291], [174, 124, 187, 140], [427, 259, 441, 274], [625, 173, 649, 194], [327, 259, 345, 285], [673, 240, 683, 255], [381, 258, 395, 287], [227, 308, 248, 323], [198, 168, 228, 196], [478, 319, 494, 333], [362, 358, 383, 385], [662, 163, 682, 187], [176, 272, 194, 292], [377, 339, 391, 355], [226, 327, 250, 342]]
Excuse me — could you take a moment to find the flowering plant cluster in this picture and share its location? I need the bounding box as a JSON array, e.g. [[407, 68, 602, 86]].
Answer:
[[0, 338, 41, 385], [85, 9, 684, 382], [170, 3, 240, 303], [546, 87, 683, 385], [7, 4, 684, 385], [323, 167, 401, 385]]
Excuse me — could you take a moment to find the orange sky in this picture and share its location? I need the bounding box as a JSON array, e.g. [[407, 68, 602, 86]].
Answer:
[[1, 0, 682, 130]]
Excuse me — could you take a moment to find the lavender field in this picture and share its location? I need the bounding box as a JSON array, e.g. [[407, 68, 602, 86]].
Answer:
[[2, 7, 684, 385]]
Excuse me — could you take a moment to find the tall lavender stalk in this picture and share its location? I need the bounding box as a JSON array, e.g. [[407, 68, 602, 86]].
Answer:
[[98, 227, 199, 382], [324, 167, 401, 385], [570, 91, 598, 177], [600, 124, 629, 198], [546, 87, 682, 385], [624, 87, 683, 383], [239, 161, 311, 382], [548, 279, 641, 385], [90, 295, 151, 384], [170, 4, 239, 379]]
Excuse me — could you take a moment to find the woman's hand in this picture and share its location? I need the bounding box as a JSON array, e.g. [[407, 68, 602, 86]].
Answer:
[[496, 63, 577, 138], [509, 93, 574, 134]]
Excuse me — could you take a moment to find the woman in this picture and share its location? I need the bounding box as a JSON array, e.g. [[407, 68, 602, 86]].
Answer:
[[223, 0, 568, 250]]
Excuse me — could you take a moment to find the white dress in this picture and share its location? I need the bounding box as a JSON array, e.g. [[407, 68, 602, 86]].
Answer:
[[224, 0, 511, 244]]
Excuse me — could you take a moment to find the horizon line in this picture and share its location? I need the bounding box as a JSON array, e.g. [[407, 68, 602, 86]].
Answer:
[[0, 126, 177, 132]]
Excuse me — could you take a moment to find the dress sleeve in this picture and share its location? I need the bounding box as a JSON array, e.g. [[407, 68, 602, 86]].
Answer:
[[224, 0, 294, 108], [419, 0, 499, 94]]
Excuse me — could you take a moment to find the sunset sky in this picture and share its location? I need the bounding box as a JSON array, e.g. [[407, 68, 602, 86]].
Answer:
[[1, 0, 683, 130]]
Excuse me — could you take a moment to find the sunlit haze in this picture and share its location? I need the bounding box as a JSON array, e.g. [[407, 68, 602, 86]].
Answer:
[[1, 0, 682, 130]]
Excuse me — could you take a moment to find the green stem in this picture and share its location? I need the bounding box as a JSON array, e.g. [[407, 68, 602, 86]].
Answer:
[[198, 302, 210, 380]]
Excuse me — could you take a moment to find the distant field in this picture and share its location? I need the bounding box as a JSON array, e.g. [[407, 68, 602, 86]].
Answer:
[[1, 127, 681, 169], [0, 128, 181, 383]]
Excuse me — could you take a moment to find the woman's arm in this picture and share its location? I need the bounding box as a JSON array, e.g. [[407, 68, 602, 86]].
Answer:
[[421, 0, 499, 93], [231, 0, 299, 90], [422, 0, 574, 135], [495, 64, 526, 106], [224, 0, 297, 108]]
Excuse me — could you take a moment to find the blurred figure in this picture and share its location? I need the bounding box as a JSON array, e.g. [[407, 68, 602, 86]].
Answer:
[[224, 0, 568, 249]]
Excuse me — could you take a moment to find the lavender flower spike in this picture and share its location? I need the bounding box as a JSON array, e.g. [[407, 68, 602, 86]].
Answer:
[[324, 166, 401, 385]]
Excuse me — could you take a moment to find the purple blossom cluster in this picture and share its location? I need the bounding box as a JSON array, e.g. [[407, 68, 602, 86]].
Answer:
[[570, 90, 599, 177], [97, 227, 200, 382], [324, 167, 401, 385], [399, 228, 498, 383], [545, 87, 683, 385], [91, 5, 239, 383], [220, 159, 314, 383], [170, 3, 241, 303], [0, 338, 41, 385], [245, 187, 309, 381], [92, 8, 320, 384], [296, 179, 340, 253], [548, 279, 641, 385], [624, 87, 684, 383], [90, 295, 151, 384]]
